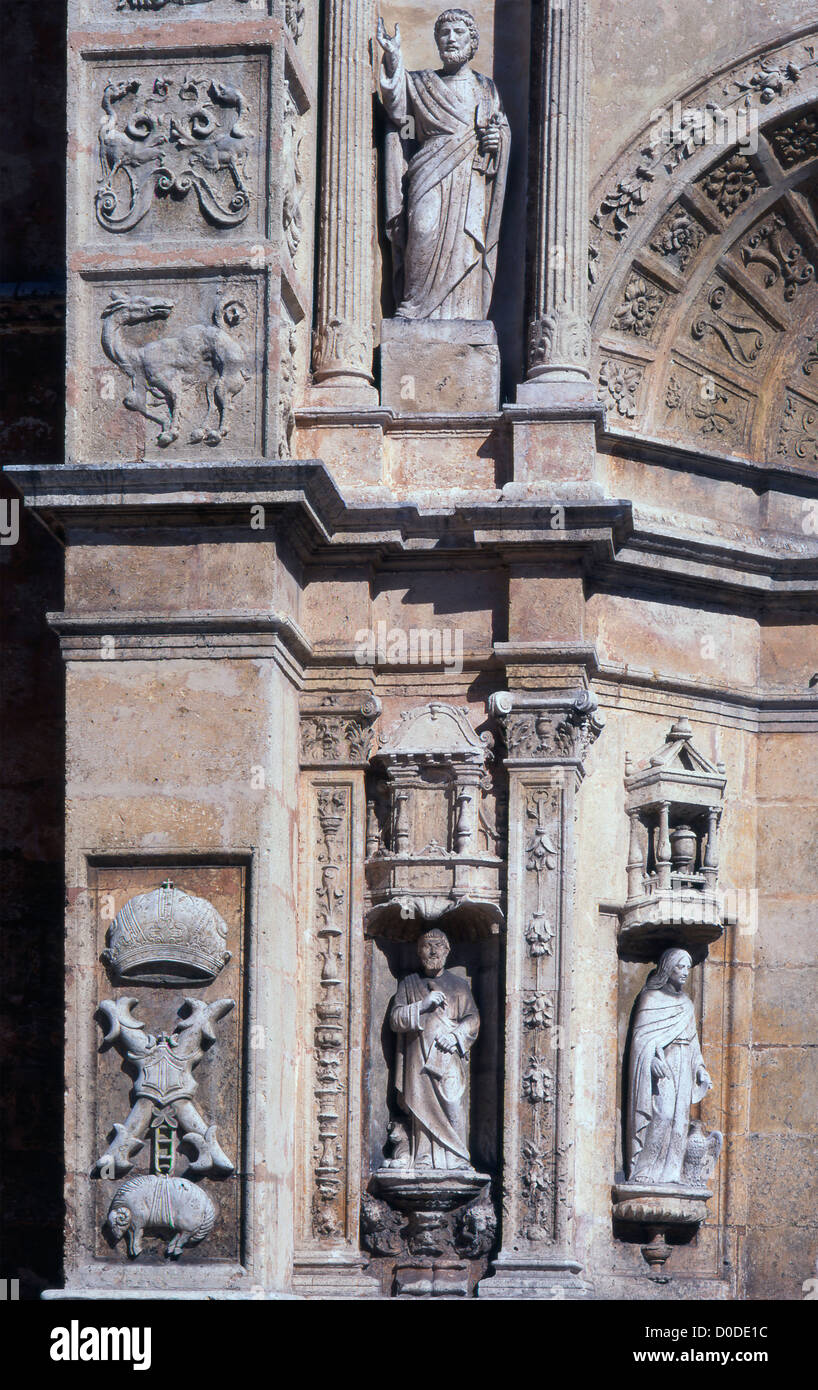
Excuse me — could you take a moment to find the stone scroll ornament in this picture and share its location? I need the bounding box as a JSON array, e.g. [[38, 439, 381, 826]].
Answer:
[[100, 290, 251, 448], [625, 948, 722, 1187], [376, 10, 510, 320], [96, 76, 251, 233]]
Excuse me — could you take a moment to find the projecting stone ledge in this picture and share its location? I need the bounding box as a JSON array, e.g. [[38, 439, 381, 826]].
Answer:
[[380, 319, 501, 415]]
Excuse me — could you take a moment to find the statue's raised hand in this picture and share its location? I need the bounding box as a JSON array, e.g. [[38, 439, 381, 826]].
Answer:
[[377, 17, 402, 78]]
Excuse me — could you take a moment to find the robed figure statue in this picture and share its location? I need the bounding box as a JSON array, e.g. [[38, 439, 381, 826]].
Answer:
[[626, 948, 713, 1185], [389, 928, 479, 1169], [377, 10, 510, 321]]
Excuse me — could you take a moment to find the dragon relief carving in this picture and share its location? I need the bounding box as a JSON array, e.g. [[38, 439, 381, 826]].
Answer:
[[100, 289, 252, 448], [96, 76, 251, 233]]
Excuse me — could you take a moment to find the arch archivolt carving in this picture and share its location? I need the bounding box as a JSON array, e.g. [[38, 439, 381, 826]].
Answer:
[[590, 27, 818, 466]]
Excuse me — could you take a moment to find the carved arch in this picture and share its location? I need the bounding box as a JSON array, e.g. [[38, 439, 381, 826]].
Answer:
[[589, 27, 818, 467]]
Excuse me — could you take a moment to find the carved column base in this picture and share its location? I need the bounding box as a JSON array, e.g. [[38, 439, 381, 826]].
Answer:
[[477, 1253, 592, 1300]]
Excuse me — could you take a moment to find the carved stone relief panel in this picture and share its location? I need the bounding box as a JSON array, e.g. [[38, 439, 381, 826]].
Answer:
[[738, 209, 816, 306], [769, 110, 818, 170], [689, 278, 771, 375], [609, 271, 668, 343], [74, 271, 266, 463], [659, 356, 755, 447], [597, 356, 645, 422], [776, 388, 818, 465], [282, 78, 305, 266], [80, 55, 270, 245], [516, 784, 562, 1243], [649, 205, 708, 274], [90, 863, 246, 1265], [76, 0, 271, 23], [308, 784, 354, 1243], [696, 153, 763, 220]]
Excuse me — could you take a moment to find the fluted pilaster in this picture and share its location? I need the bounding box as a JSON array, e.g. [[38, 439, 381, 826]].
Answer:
[[312, 0, 376, 393], [524, 0, 591, 389]]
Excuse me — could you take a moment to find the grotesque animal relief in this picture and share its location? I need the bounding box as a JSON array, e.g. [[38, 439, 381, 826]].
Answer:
[[100, 290, 252, 448]]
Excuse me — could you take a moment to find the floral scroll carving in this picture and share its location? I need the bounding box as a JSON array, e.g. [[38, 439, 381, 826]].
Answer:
[[96, 76, 251, 233]]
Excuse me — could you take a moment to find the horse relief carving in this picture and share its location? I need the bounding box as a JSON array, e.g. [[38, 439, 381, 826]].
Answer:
[[96, 75, 251, 233], [100, 290, 252, 448]]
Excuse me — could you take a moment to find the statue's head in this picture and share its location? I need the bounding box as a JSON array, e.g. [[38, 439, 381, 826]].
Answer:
[[417, 927, 451, 976], [434, 9, 479, 70], [646, 946, 693, 993]]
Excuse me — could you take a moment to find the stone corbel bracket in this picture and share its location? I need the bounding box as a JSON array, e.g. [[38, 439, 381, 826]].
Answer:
[[299, 694, 382, 767]]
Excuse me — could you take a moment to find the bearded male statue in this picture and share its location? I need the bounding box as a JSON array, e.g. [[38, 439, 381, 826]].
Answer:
[[377, 10, 510, 321]]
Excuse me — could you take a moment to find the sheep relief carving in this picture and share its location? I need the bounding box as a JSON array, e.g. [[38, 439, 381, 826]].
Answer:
[[99, 284, 256, 452]]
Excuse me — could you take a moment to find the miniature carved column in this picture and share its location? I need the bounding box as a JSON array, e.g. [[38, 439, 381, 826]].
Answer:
[[311, 0, 377, 400], [294, 694, 382, 1297], [520, 0, 592, 397], [478, 689, 604, 1298]]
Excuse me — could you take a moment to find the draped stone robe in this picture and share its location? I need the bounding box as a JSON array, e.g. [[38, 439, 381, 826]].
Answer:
[[380, 55, 510, 320], [626, 983, 709, 1185], [390, 968, 480, 1168]]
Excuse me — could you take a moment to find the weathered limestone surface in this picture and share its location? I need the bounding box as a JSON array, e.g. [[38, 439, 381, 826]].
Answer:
[[1, 0, 817, 1306]]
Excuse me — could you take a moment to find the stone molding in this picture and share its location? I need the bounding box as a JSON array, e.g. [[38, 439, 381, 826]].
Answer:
[[47, 609, 311, 678]]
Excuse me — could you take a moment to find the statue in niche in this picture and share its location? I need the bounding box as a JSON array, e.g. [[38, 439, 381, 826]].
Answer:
[[377, 9, 510, 321], [626, 948, 717, 1186], [387, 927, 479, 1169]]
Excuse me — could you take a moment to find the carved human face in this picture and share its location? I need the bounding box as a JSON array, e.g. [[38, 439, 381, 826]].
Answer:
[[436, 18, 475, 72], [668, 957, 691, 991], [417, 933, 450, 976]]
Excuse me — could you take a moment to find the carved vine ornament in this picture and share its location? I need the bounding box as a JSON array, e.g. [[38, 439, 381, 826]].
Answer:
[[96, 76, 251, 233]]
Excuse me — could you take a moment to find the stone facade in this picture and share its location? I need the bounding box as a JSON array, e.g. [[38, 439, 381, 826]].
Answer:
[[2, 0, 817, 1302]]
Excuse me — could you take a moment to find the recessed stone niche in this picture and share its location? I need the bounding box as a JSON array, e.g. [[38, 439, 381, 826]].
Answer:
[[90, 861, 246, 1266]]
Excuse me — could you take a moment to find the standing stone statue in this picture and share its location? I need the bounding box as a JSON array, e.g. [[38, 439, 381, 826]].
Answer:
[[389, 928, 479, 1169], [626, 948, 714, 1185], [377, 10, 510, 321]]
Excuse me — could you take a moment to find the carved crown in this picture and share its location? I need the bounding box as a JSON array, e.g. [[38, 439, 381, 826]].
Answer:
[[102, 880, 231, 986]]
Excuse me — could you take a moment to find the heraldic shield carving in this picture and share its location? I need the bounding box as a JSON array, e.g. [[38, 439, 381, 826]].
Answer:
[[94, 995, 235, 1179]]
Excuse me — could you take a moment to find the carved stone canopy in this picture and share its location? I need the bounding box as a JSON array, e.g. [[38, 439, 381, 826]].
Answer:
[[365, 703, 502, 937], [620, 719, 727, 960]]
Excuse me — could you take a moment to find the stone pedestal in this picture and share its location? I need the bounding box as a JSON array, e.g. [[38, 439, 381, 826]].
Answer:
[[612, 1184, 713, 1280], [380, 320, 501, 416], [371, 1168, 490, 1298]]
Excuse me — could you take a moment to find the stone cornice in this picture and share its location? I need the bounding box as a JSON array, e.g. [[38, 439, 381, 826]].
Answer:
[[46, 610, 311, 683], [7, 462, 818, 608]]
